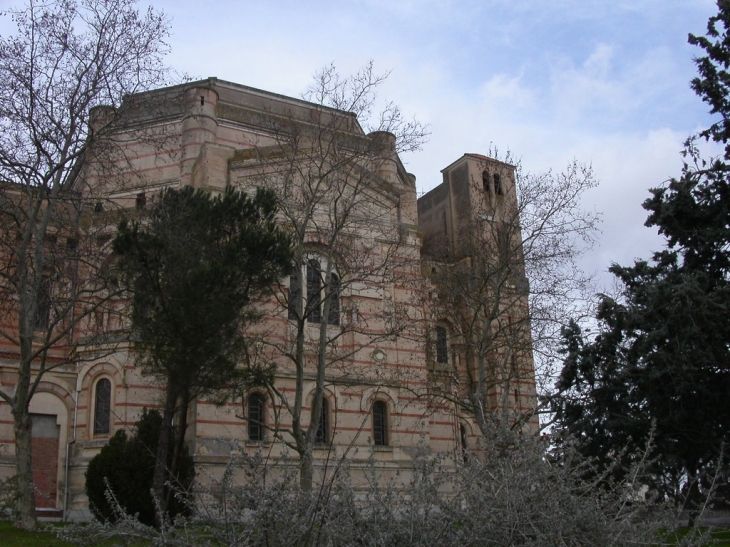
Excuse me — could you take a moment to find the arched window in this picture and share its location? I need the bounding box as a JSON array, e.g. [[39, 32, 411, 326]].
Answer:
[[288, 258, 340, 326], [314, 397, 329, 444], [435, 325, 449, 365], [248, 392, 265, 441], [372, 401, 388, 446], [93, 378, 112, 436], [460, 424, 469, 461]]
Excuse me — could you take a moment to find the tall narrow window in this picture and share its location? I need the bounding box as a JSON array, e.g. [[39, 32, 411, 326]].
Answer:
[[435, 325, 449, 365], [306, 259, 322, 323], [460, 424, 469, 461], [482, 170, 490, 192], [135, 192, 147, 210], [248, 393, 265, 441], [34, 277, 51, 330], [327, 273, 340, 326], [288, 268, 301, 320], [314, 397, 329, 444], [289, 258, 340, 326], [93, 378, 112, 436], [372, 401, 388, 446], [493, 173, 503, 195]]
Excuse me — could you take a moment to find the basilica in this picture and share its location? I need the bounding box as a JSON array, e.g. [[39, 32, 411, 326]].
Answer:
[[0, 78, 537, 520]]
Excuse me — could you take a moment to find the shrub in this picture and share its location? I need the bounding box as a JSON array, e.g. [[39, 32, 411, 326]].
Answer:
[[0, 476, 19, 521], [85, 409, 194, 525], [67, 429, 718, 546]]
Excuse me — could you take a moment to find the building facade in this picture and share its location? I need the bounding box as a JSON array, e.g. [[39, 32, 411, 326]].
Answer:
[[0, 78, 537, 519]]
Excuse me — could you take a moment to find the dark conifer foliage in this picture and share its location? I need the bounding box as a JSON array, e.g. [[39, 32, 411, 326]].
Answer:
[[553, 0, 730, 506], [85, 409, 194, 526], [113, 186, 292, 520]]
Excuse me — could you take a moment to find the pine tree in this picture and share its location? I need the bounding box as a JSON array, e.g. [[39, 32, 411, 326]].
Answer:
[[113, 186, 292, 520]]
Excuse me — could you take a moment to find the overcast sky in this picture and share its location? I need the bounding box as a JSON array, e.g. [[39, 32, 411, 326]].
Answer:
[[1, 0, 721, 291]]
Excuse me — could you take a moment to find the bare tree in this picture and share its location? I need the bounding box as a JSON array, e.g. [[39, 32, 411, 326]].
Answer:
[[0, 0, 169, 528], [420, 153, 598, 440], [231, 63, 428, 490]]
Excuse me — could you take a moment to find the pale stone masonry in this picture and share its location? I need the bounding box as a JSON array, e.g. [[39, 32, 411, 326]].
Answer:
[[0, 78, 538, 519]]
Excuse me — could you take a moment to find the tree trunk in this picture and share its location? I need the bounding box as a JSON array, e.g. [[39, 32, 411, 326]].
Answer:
[[166, 395, 189, 510], [12, 407, 37, 529], [152, 386, 176, 526], [686, 469, 700, 528], [300, 449, 314, 491]]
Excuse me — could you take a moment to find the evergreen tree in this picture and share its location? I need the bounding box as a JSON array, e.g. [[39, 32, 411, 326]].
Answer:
[[113, 186, 292, 520], [553, 1, 730, 506]]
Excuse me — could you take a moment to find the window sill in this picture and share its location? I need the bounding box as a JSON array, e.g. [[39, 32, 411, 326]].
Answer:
[[427, 362, 451, 372], [84, 438, 111, 448], [245, 440, 273, 447], [372, 445, 392, 452], [303, 321, 341, 333]]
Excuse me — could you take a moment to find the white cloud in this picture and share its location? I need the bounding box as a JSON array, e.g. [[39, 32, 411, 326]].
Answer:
[[572, 129, 686, 285], [478, 73, 537, 113]]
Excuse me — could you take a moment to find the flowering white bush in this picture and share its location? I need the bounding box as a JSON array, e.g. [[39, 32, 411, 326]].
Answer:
[[59, 431, 715, 546]]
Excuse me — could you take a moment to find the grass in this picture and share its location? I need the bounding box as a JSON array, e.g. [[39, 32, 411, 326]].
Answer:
[[0, 521, 75, 546], [0, 521, 151, 546], [1, 520, 729, 547], [704, 528, 730, 546], [665, 527, 730, 546]]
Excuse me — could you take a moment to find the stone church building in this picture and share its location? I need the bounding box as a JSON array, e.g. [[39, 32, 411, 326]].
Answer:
[[0, 78, 537, 519]]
